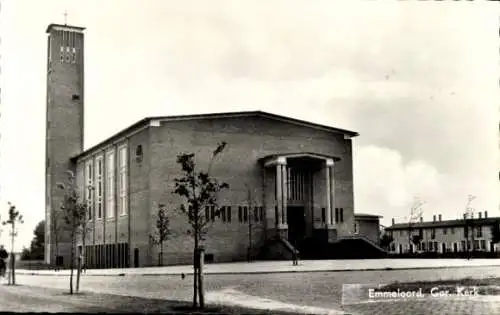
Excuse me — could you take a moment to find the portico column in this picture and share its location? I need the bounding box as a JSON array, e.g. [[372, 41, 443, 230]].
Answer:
[[328, 159, 335, 226], [325, 158, 336, 242], [325, 159, 333, 226]]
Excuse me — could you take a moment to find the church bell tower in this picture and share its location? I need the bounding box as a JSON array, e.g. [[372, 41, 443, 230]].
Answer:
[[45, 23, 85, 266]]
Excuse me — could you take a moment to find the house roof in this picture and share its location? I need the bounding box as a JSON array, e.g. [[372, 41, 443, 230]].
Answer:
[[46, 23, 86, 33], [70, 110, 359, 161], [385, 217, 500, 230], [355, 213, 383, 219]]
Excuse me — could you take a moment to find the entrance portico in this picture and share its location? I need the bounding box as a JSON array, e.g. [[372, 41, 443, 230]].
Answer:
[[261, 153, 340, 249]]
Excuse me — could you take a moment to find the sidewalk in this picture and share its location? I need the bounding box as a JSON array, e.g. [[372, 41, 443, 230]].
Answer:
[[16, 258, 500, 276]]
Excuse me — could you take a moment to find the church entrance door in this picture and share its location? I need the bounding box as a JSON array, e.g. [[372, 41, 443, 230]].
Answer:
[[287, 206, 305, 249]]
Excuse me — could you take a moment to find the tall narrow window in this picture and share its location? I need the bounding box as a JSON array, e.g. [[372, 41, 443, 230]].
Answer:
[[221, 206, 226, 222], [243, 207, 248, 223], [227, 206, 232, 222], [321, 208, 326, 223], [254, 207, 259, 222], [118, 145, 128, 216], [239, 207, 243, 223], [85, 160, 94, 221], [96, 156, 103, 219], [340, 208, 344, 222], [106, 151, 115, 219], [72, 47, 76, 64]]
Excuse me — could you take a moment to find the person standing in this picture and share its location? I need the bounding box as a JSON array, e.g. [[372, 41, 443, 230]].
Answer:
[[0, 245, 8, 283]]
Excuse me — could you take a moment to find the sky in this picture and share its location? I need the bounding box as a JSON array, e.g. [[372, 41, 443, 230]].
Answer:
[[0, 0, 499, 251]]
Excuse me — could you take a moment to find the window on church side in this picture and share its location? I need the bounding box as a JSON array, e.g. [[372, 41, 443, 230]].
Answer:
[[96, 156, 103, 219], [118, 146, 128, 216], [226, 206, 231, 222], [340, 208, 344, 222], [321, 208, 326, 223], [238, 207, 243, 223], [85, 160, 94, 221], [221, 206, 226, 222], [243, 207, 248, 223], [106, 151, 115, 219], [254, 207, 259, 222], [259, 207, 264, 222]]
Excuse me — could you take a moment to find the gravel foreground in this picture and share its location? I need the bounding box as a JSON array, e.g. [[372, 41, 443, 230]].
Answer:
[[0, 283, 302, 314]]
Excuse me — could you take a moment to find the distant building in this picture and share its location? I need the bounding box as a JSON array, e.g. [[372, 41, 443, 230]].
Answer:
[[385, 211, 500, 254]]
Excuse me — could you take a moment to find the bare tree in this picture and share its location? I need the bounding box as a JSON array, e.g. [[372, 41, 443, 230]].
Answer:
[[244, 183, 255, 262], [407, 197, 425, 253], [2, 202, 24, 285], [57, 170, 87, 294], [173, 141, 229, 309], [150, 204, 171, 266], [464, 195, 476, 259]]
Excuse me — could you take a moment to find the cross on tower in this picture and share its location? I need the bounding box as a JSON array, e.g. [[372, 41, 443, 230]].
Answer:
[[64, 10, 68, 25]]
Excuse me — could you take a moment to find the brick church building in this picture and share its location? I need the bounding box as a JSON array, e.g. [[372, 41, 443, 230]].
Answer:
[[45, 23, 383, 268]]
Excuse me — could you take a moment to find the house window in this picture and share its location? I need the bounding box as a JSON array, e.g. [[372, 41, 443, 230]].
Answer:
[[243, 207, 248, 223], [480, 240, 486, 250], [71, 47, 76, 63], [461, 240, 466, 251], [443, 228, 447, 235], [340, 208, 344, 222], [65, 46, 70, 62], [321, 208, 326, 223], [335, 208, 339, 223], [238, 207, 243, 223], [227, 206, 231, 222], [254, 207, 259, 222], [354, 223, 359, 234], [476, 226, 483, 238], [259, 207, 264, 222], [106, 151, 115, 219], [431, 228, 435, 239], [85, 160, 94, 221], [451, 227, 455, 234], [422, 242, 426, 251], [118, 145, 128, 216], [221, 206, 226, 222], [96, 156, 103, 219], [474, 240, 480, 250]]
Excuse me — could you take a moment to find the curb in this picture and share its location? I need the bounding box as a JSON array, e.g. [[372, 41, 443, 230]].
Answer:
[[15, 264, 500, 277]]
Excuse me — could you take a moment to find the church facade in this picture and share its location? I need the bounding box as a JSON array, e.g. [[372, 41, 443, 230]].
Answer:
[[45, 23, 376, 268]]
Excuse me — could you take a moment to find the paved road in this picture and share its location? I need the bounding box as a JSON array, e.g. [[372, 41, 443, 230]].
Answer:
[[14, 265, 500, 314]]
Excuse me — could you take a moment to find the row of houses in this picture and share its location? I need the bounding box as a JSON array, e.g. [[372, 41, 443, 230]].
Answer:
[[384, 211, 500, 254]]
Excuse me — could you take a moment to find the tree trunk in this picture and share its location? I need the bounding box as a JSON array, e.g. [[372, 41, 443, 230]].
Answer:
[[198, 249, 204, 309], [11, 223, 16, 285], [160, 243, 163, 267], [76, 255, 81, 292], [69, 227, 75, 295], [193, 248, 198, 308]]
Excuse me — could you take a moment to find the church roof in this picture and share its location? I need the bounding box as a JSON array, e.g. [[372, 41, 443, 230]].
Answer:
[[70, 110, 359, 161]]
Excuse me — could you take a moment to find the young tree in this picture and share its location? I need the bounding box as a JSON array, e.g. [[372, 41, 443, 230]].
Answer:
[[407, 197, 425, 253], [150, 204, 171, 266], [2, 202, 24, 285], [57, 170, 87, 295], [244, 183, 255, 262], [173, 141, 229, 309], [29, 220, 45, 260]]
